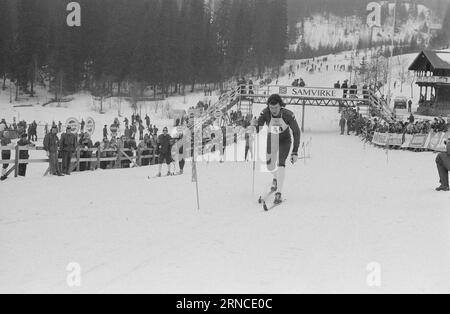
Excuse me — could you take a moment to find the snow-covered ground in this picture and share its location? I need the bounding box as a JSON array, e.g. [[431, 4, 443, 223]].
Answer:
[[2, 49, 450, 293], [1, 103, 449, 293]]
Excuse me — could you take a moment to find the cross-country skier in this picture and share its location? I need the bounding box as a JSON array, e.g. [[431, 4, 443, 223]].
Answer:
[[254, 94, 301, 205], [156, 127, 173, 177]]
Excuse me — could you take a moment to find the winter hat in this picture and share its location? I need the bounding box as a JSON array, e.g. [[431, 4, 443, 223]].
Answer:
[[267, 94, 285, 107]]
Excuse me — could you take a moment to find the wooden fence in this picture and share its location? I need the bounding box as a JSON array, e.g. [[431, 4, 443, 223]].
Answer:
[[0, 145, 159, 177]]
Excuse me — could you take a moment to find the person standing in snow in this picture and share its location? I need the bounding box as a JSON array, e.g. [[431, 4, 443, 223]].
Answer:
[[156, 127, 173, 177], [435, 138, 450, 191], [17, 133, 35, 177], [299, 78, 306, 87], [341, 80, 349, 99], [339, 115, 346, 135], [145, 114, 151, 128], [43, 125, 63, 176], [253, 94, 301, 205], [60, 126, 77, 175], [1, 130, 12, 181]]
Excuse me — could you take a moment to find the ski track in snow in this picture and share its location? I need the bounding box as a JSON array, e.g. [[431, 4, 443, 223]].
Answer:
[[1, 105, 450, 293], [2, 52, 450, 293]]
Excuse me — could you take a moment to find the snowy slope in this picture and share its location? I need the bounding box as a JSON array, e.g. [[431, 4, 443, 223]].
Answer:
[[1, 105, 449, 293], [291, 4, 437, 53], [2, 47, 450, 293], [0, 86, 218, 144]]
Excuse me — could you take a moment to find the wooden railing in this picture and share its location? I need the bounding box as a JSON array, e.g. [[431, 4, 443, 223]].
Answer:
[[0, 145, 159, 177]]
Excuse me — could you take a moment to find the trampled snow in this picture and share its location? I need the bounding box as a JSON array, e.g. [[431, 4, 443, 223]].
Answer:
[[1, 103, 449, 293], [1, 50, 450, 293]]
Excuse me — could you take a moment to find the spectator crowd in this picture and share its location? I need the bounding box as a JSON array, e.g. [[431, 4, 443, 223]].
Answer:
[[339, 107, 450, 146]]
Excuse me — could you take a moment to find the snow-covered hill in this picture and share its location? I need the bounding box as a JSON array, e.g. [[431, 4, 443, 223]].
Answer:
[[2, 46, 450, 293], [290, 3, 439, 55], [1, 104, 449, 293]]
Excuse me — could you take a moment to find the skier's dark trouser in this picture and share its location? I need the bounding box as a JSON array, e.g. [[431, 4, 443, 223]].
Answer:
[[245, 145, 250, 160], [436, 153, 450, 187], [18, 163, 27, 177], [2, 151, 11, 172], [179, 159, 185, 171], [48, 152, 59, 174], [62, 151, 73, 174], [340, 125, 345, 135]]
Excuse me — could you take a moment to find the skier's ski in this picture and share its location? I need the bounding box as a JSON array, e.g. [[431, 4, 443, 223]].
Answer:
[[258, 190, 275, 205], [147, 173, 182, 179], [263, 198, 286, 211]]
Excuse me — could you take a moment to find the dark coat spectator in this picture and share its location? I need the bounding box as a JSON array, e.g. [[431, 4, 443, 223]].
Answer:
[[341, 80, 349, 98], [79, 133, 93, 171], [43, 126, 62, 176], [60, 128, 77, 175], [17, 134, 35, 177], [1, 131, 12, 180], [435, 140, 450, 191], [339, 117, 346, 135]]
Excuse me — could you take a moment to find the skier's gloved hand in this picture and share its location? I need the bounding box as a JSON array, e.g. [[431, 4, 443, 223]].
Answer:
[[291, 153, 298, 164]]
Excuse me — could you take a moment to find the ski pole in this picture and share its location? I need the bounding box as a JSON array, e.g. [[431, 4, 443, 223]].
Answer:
[[252, 134, 256, 195]]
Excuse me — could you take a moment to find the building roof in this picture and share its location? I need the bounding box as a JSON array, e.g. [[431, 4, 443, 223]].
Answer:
[[408, 50, 450, 72]]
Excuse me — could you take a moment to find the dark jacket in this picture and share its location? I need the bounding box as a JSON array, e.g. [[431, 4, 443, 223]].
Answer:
[[43, 133, 59, 153], [17, 138, 34, 159], [157, 134, 172, 155], [256, 107, 301, 154], [60, 132, 77, 152], [1, 137, 12, 159]]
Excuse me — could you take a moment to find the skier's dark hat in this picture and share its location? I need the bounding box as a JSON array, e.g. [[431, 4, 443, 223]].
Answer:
[[267, 94, 285, 107]]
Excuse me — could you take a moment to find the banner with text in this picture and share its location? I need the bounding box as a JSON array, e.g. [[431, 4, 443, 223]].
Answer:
[[269, 86, 345, 100]]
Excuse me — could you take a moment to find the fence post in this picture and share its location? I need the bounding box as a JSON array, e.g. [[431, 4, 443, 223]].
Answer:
[[97, 147, 101, 170], [138, 147, 142, 167], [14, 145, 20, 177], [76, 147, 81, 172], [116, 147, 121, 168], [152, 148, 156, 165]]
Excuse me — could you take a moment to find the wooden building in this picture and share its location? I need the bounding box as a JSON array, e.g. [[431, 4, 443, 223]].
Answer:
[[409, 50, 450, 115]]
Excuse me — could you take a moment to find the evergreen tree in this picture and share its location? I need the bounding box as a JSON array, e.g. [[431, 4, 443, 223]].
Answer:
[[0, 0, 14, 90]]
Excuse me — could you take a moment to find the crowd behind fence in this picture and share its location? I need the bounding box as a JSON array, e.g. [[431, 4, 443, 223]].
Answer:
[[341, 106, 450, 152]]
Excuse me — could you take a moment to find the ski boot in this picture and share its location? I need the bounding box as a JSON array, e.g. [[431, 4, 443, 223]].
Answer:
[[436, 185, 450, 192], [274, 192, 283, 205], [271, 179, 278, 192]]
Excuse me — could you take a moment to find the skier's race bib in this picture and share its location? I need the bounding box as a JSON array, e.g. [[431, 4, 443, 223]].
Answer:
[[268, 117, 288, 135]]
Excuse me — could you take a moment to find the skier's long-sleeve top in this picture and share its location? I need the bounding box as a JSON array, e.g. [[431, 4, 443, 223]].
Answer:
[[256, 107, 301, 154]]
